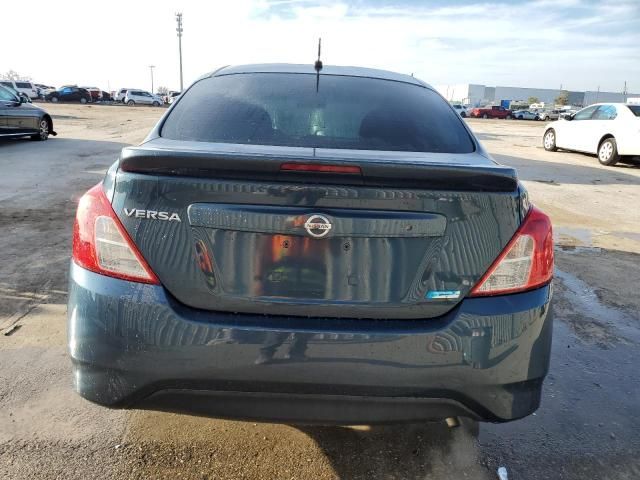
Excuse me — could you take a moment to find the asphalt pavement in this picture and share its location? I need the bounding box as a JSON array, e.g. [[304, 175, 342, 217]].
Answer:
[[1, 106, 639, 479]]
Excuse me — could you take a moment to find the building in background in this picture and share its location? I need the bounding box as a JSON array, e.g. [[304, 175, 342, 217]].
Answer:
[[582, 91, 628, 106], [437, 84, 487, 106], [435, 83, 637, 108]]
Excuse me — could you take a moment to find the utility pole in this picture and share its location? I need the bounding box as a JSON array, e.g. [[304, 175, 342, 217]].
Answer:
[[176, 12, 184, 91], [149, 65, 155, 94]]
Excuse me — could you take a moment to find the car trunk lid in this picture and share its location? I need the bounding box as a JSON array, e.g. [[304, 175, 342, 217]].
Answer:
[[111, 141, 522, 319]]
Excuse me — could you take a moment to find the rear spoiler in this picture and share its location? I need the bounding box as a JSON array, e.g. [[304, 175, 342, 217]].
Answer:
[[119, 144, 518, 193]]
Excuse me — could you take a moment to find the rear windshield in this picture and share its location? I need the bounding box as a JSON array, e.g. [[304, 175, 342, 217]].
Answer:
[[161, 73, 475, 153], [627, 105, 640, 117], [15, 82, 31, 88]]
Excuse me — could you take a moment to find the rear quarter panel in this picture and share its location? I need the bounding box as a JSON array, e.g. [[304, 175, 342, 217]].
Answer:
[[614, 118, 640, 155]]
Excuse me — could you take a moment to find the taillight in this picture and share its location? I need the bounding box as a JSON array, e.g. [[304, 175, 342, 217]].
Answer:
[[470, 206, 553, 296], [72, 184, 160, 284]]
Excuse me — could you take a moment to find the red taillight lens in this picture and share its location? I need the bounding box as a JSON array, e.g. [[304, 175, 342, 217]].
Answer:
[[470, 206, 553, 296], [280, 163, 362, 174], [72, 184, 160, 284]]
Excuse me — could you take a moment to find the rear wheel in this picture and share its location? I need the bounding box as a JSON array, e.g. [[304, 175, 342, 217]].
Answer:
[[598, 137, 620, 166], [80, 97, 87, 104], [50, 96, 59, 103], [460, 111, 466, 118], [152, 101, 160, 107], [482, 113, 488, 119], [506, 114, 512, 120], [543, 129, 557, 151], [30, 119, 49, 141], [127, 100, 135, 106]]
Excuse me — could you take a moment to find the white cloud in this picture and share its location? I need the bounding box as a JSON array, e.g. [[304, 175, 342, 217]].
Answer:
[[1, 0, 638, 93]]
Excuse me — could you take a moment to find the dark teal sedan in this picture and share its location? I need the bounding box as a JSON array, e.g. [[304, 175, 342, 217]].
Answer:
[[68, 64, 554, 428]]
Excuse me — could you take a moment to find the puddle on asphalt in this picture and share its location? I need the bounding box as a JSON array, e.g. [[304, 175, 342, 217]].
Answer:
[[554, 227, 593, 248], [554, 268, 640, 345], [611, 231, 640, 243], [555, 227, 640, 250]]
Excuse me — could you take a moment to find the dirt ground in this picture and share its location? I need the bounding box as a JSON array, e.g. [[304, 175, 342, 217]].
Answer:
[[1, 104, 639, 479]]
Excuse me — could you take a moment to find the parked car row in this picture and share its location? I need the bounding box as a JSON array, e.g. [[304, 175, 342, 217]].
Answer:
[[452, 103, 579, 122], [43, 86, 163, 106], [1, 78, 179, 107]]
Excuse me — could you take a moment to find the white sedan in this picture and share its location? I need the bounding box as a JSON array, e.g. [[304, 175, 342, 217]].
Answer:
[[543, 103, 640, 166]]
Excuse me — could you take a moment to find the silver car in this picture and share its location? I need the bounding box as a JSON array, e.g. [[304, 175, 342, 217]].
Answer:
[[538, 110, 561, 121], [514, 110, 539, 120], [123, 89, 164, 106]]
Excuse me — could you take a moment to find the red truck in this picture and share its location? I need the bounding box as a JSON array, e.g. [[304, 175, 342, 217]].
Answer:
[[469, 106, 513, 119]]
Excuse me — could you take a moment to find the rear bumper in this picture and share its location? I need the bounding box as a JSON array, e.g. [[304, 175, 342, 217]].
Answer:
[[68, 263, 553, 424]]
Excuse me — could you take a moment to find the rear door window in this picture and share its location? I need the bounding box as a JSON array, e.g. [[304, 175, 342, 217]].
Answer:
[[16, 82, 31, 89], [161, 73, 475, 153], [573, 105, 598, 120], [592, 105, 617, 120]]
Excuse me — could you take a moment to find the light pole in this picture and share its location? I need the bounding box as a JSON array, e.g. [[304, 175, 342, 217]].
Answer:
[[176, 12, 184, 91], [149, 65, 155, 94]]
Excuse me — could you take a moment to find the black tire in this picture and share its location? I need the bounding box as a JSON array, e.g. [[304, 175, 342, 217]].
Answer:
[[482, 113, 488, 119], [598, 137, 620, 166], [80, 97, 87, 104], [152, 101, 160, 107], [506, 114, 512, 120], [50, 96, 59, 103], [543, 128, 557, 152], [30, 118, 50, 141], [127, 100, 135, 106], [460, 111, 466, 118]]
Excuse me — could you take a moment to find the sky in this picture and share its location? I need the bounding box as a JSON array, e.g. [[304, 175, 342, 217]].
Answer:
[[2, 0, 638, 93]]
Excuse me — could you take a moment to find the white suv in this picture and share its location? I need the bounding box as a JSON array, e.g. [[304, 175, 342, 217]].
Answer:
[[0, 80, 38, 99], [124, 90, 163, 106], [451, 104, 469, 118], [115, 88, 135, 103]]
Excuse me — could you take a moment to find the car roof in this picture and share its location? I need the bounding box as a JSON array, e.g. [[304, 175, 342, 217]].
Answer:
[[208, 63, 429, 88], [585, 103, 630, 107]]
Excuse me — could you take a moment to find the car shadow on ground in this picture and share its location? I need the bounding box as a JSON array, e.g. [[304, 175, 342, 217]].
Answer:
[[493, 153, 640, 186], [297, 421, 490, 479]]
